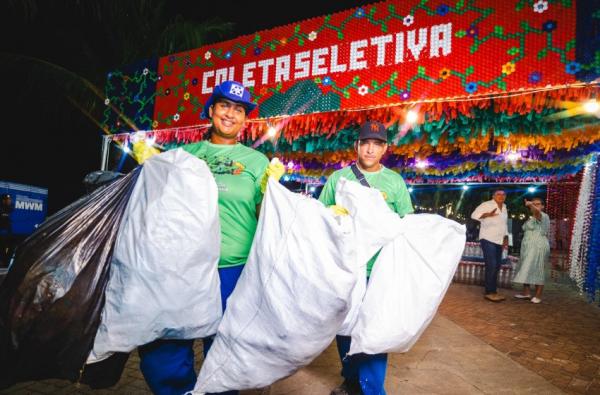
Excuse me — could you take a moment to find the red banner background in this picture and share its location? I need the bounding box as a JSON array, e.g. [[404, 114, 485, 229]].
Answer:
[[154, 0, 577, 128]]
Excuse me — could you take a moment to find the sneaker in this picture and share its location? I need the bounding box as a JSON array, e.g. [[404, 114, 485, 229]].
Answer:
[[531, 297, 542, 304], [330, 379, 361, 395], [514, 294, 532, 299]]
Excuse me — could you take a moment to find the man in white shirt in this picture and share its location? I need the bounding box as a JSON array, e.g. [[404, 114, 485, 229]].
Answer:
[[471, 190, 509, 302]]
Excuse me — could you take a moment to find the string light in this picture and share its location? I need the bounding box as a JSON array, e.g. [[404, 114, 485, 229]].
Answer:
[[527, 186, 537, 193], [408, 187, 414, 193], [267, 125, 277, 138], [415, 159, 429, 169], [583, 99, 600, 114], [505, 151, 521, 162], [462, 184, 470, 191], [406, 110, 418, 124]]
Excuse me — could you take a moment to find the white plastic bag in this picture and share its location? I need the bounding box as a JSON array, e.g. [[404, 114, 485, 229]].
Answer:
[[335, 178, 404, 335], [193, 178, 399, 393], [349, 214, 466, 355], [88, 149, 222, 363]]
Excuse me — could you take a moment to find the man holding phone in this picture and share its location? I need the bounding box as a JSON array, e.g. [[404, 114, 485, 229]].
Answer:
[[471, 189, 509, 302]]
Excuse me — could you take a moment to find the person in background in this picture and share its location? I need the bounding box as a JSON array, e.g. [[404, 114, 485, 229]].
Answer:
[[0, 194, 13, 268], [470, 189, 509, 302], [138, 80, 284, 395], [513, 197, 550, 304], [319, 121, 413, 395]]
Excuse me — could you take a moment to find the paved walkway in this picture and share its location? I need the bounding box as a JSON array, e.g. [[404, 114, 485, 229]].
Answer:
[[440, 283, 600, 394], [2, 280, 599, 394]]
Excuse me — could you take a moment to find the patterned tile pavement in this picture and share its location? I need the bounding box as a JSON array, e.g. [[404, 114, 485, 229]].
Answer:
[[439, 282, 600, 394]]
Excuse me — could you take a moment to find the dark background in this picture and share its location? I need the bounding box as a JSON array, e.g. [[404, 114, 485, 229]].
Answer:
[[0, 0, 366, 215]]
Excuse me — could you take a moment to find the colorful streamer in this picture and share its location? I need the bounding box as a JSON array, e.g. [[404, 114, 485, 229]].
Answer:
[[569, 158, 597, 293]]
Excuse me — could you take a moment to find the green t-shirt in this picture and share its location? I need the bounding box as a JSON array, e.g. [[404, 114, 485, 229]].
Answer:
[[318, 165, 414, 276], [182, 142, 269, 268]]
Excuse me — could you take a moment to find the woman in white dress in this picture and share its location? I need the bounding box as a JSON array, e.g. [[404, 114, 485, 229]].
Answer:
[[513, 197, 550, 304]]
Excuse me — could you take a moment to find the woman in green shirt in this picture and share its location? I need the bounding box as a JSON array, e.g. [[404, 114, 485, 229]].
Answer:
[[139, 81, 283, 395]]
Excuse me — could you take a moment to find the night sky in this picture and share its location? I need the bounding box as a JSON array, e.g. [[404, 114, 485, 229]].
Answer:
[[0, 0, 366, 215]]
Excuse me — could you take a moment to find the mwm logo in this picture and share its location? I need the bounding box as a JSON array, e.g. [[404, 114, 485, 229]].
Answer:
[[15, 199, 44, 211]]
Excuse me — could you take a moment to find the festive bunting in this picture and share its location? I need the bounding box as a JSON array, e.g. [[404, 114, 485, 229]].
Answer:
[[99, 1, 599, 186], [247, 114, 600, 157], [585, 157, 600, 302], [569, 158, 596, 293]]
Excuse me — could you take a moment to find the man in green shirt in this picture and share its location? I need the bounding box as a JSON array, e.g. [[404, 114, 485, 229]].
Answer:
[[139, 80, 283, 395], [319, 121, 413, 395]]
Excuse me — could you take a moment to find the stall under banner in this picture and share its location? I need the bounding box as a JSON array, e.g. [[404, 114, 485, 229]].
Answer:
[[148, 0, 577, 127]]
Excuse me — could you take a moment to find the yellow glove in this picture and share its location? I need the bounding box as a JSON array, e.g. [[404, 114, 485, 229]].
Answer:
[[260, 158, 286, 193], [132, 140, 161, 164], [330, 204, 349, 216]]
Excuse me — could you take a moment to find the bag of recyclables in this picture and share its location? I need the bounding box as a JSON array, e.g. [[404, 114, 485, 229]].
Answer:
[[349, 213, 465, 355], [88, 149, 222, 363], [193, 178, 401, 393]]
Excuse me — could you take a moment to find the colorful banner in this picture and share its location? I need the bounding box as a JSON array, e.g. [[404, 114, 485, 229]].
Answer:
[[152, 0, 578, 127]]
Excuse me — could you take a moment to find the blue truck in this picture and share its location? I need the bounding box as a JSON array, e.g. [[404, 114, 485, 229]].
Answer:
[[1, 181, 48, 276], [1, 181, 48, 236]]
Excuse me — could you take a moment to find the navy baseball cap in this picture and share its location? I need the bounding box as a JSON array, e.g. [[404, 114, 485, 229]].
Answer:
[[201, 80, 257, 119], [358, 121, 388, 142]]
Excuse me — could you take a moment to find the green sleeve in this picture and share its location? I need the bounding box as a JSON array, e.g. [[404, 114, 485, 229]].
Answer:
[[393, 176, 414, 217], [318, 173, 338, 206]]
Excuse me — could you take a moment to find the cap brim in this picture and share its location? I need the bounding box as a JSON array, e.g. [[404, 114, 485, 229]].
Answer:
[[358, 133, 387, 142]]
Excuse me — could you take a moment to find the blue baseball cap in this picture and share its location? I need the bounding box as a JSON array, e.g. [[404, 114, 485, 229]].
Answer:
[[358, 121, 388, 142], [201, 80, 257, 119]]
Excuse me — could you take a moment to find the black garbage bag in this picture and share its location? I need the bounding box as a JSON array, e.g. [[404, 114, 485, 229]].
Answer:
[[83, 170, 124, 194], [0, 167, 141, 388]]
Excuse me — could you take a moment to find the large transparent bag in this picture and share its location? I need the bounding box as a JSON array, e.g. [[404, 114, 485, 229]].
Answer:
[[0, 168, 141, 388], [349, 214, 466, 355], [194, 178, 401, 393], [88, 149, 221, 363]]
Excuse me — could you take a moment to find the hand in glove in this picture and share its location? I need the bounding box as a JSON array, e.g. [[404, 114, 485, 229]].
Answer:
[[330, 205, 350, 216], [260, 158, 286, 193], [132, 140, 161, 164]]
